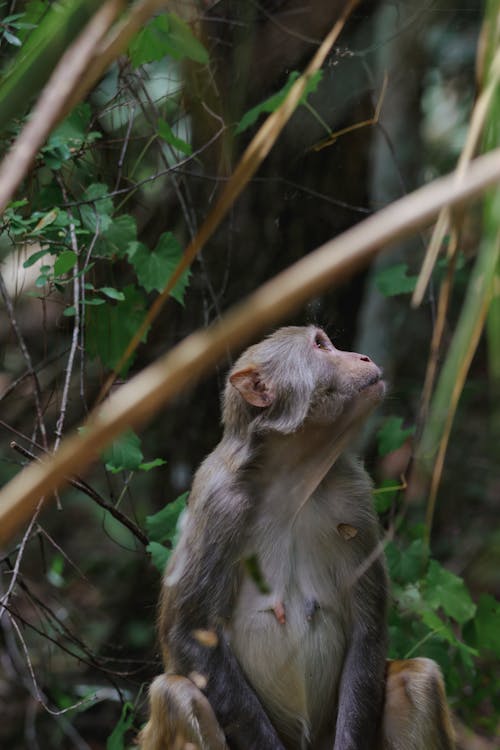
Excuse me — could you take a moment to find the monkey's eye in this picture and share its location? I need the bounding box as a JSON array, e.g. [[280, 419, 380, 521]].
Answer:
[[314, 333, 331, 350]]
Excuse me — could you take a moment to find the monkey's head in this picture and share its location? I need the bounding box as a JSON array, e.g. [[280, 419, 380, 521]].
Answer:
[[223, 326, 384, 437]]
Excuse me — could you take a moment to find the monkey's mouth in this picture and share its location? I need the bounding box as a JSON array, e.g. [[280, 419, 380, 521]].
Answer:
[[360, 373, 385, 393]]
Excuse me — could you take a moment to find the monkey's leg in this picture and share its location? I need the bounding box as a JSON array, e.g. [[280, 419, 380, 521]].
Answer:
[[381, 658, 455, 750], [138, 674, 229, 750]]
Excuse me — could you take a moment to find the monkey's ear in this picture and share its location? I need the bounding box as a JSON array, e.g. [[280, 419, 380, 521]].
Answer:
[[229, 367, 274, 408]]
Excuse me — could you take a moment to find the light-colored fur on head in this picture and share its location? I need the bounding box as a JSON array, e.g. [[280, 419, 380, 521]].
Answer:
[[223, 326, 384, 440]]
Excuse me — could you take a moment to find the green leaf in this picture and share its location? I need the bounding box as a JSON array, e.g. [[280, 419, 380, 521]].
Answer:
[[33, 207, 59, 231], [51, 102, 101, 151], [145, 492, 188, 544], [377, 416, 415, 457], [157, 118, 192, 155], [243, 554, 271, 594], [386, 539, 428, 584], [423, 560, 476, 624], [146, 541, 172, 572], [35, 273, 49, 287], [63, 306, 76, 317], [86, 285, 148, 374], [99, 287, 125, 301], [236, 70, 323, 134], [106, 702, 134, 750], [79, 183, 113, 235], [471, 594, 500, 656], [165, 13, 209, 63], [3, 30, 22, 47], [129, 13, 208, 68], [139, 458, 167, 472], [23, 248, 53, 268], [373, 479, 400, 513], [102, 430, 144, 473], [53, 250, 78, 276], [375, 263, 418, 297], [95, 214, 137, 258], [127, 232, 190, 304]]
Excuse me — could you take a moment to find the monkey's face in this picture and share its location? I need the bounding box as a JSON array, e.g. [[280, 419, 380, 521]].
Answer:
[[224, 326, 384, 436], [306, 327, 385, 426]]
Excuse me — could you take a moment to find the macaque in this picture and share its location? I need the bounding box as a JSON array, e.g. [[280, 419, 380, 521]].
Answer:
[[139, 326, 455, 750]]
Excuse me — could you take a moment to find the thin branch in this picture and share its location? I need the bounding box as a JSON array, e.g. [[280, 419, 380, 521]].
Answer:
[[54, 179, 81, 451], [0, 272, 49, 449], [9, 442, 149, 547], [0, 495, 44, 621], [0, 349, 69, 404], [63, 0, 171, 118], [2, 147, 500, 543]]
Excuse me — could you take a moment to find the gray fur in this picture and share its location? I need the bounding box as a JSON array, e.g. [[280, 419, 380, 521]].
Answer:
[[140, 327, 454, 750]]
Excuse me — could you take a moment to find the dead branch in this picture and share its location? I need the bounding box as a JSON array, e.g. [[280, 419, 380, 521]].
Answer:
[[1, 146, 500, 544]]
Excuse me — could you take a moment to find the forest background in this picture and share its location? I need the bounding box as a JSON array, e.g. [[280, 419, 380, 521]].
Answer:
[[0, 0, 499, 748]]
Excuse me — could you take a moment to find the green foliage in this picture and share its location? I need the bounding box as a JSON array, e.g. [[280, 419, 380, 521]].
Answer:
[[377, 412, 500, 707], [373, 479, 401, 513], [377, 416, 415, 456], [387, 534, 478, 674], [145, 491, 189, 572], [374, 263, 418, 297], [102, 431, 144, 473], [465, 594, 500, 657], [129, 13, 209, 68], [0, 0, 104, 130], [102, 430, 166, 474], [127, 232, 190, 304], [0, 8, 36, 48], [158, 117, 192, 155], [236, 70, 323, 134], [243, 554, 271, 594], [106, 702, 134, 750], [85, 285, 148, 374]]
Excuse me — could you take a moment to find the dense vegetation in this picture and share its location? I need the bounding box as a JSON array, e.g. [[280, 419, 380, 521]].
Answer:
[[0, 1, 498, 748]]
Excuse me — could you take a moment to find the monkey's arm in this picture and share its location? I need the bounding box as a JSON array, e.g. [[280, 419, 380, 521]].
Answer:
[[161, 484, 285, 750], [333, 556, 388, 750]]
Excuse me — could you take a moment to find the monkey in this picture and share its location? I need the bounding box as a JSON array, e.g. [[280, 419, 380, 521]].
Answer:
[[139, 326, 455, 750]]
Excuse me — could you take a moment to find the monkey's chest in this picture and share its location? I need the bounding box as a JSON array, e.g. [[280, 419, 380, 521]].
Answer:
[[227, 507, 352, 744]]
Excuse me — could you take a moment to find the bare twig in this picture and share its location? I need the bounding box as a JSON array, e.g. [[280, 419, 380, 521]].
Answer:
[[2, 147, 500, 544], [0, 272, 49, 449], [9, 442, 149, 547], [54, 179, 81, 451], [0, 495, 44, 620]]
